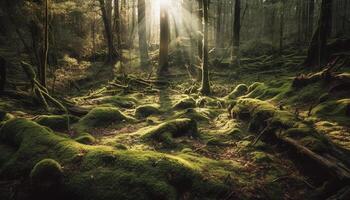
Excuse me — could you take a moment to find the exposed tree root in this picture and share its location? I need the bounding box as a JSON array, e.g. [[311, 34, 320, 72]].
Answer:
[[229, 98, 350, 198]]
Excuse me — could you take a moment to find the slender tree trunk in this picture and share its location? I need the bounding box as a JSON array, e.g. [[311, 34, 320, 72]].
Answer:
[[232, 0, 241, 67], [41, 0, 49, 87], [307, 0, 315, 41], [200, 0, 210, 95], [114, 0, 122, 51], [0, 57, 6, 92], [197, 0, 203, 60], [99, 0, 118, 64], [158, 0, 170, 76], [216, 1, 222, 48], [279, 0, 285, 55], [304, 0, 333, 67], [138, 0, 149, 67]]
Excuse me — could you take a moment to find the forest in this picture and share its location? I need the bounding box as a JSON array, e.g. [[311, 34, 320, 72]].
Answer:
[[0, 0, 350, 199]]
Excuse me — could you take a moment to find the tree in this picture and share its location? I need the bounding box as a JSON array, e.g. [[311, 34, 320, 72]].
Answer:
[[114, 0, 122, 51], [137, 0, 149, 67], [0, 57, 6, 92], [41, 0, 49, 87], [158, 0, 170, 76], [304, 0, 333, 67], [197, 0, 203, 60], [98, 0, 118, 63], [232, 0, 241, 67], [199, 0, 210, 95]]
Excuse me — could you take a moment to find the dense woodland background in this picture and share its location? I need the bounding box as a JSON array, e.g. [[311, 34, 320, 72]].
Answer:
[[0, 0, 350, 200]]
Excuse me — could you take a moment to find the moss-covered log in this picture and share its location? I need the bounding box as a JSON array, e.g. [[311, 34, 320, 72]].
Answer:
[[229, 98, 350, 197]]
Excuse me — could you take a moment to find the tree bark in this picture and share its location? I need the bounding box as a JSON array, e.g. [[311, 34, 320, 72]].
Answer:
[[99, 0, 118, 64], [197, 0, 203, 60], [114, 0, 122, 51], [200, 0, 210, 95], [158, 1, 170, 76], [304, 0, 333, 68], [137, 0, 149, 67], [41, 0, 49, 88], [232, 0, 241, 67], [0, 57, 6, 92]]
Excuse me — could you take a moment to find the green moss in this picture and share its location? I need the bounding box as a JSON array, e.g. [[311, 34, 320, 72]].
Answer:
[[134, 104, 160, 118], [35, 115, 80, 131], [250, 151, 272, 163], [142, 118, 198, 145], [207, 138, 225, 146], [173, 97, 196, 110], [30, 159, 63, 190], [0, 118, 230, 199], [226, 84, 248, 99], [312, 99, 350, 123], [74, 107, 135, 132], [75, 133, 96, 145], [114, 143, 128, 150], [173, 108, 216, 122], [97, 95, 138, 108]]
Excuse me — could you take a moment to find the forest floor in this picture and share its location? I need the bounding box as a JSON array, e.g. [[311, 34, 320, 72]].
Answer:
[[1, 51, 350, 200]]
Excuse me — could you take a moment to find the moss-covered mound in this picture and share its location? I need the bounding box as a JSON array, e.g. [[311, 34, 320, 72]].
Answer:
[[74, 107, 135, 132], [226, 84, 248, 99], [74, 132, 96, 144], [312, 99, 350, 123], [142, 118, 199, 145], [173, 108, 217, 122], [95, 95, 138, 108], [35, 114, 80, 131], [30, 159, 63, 191], [135, 104, 161, 118], [0, 118, 229, 199], [173, 97, 196, 110]]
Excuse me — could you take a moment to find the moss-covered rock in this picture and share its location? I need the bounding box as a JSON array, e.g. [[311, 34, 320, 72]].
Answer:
[[74, 107, 135, 132], [142, 118, 198, 145], [173, 108, 216, 122], [35, 114, 80, 131], [30, 159, 63, 191], [74, 132, 96, 145], [173, 97, 196, 110], [226, 84, 248, 99], [134, 104, 160, 118]]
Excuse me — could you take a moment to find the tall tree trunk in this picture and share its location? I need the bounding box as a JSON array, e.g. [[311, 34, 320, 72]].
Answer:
[[307, 0, 315, 41], [41, 0, 49, 87], [0, 57, 6, 92], [232, 0, 241, 67], [99, 0, 118, 64], [197, 0, 203, 60], [279, 0, 285, 55], [200, 0, 210, 95], [158, 0, 170, 76], [216, 1, 223, 51], [304, 0, 333, 67], [137, 0, 149, 67], [114, 0, 122, 51]]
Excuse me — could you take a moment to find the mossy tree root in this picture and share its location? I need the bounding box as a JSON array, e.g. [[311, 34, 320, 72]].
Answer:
[[229, 98, 350, 198], [142, 118, 199, 144]]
